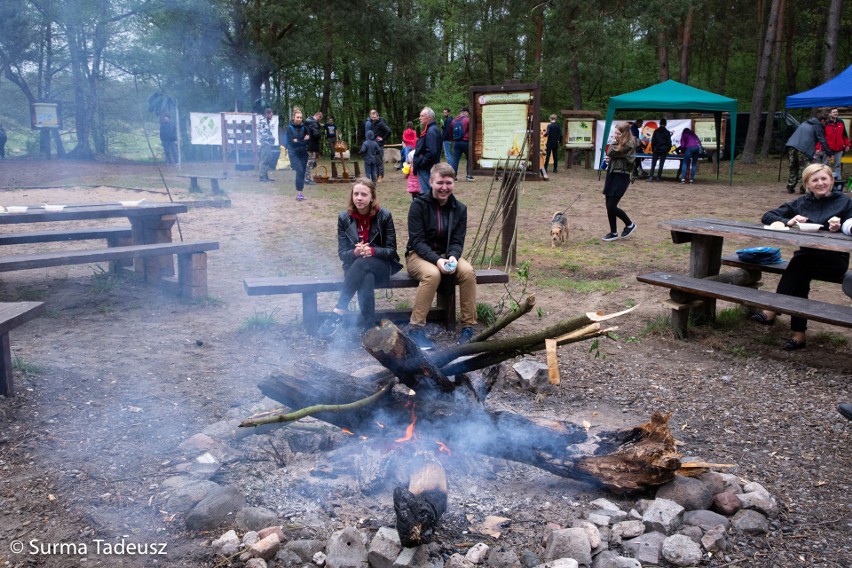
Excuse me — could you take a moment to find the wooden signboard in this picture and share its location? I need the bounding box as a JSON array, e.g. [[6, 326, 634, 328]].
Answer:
[[564, 118, 595, 149], [30, 102, 62, 129]]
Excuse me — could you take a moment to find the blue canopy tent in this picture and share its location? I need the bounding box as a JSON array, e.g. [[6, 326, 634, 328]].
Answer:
[[600, 80, 738, 185], [786, 64, 852, 108]]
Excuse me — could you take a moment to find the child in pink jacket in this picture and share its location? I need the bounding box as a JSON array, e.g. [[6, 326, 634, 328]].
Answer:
[[405, 150, 420, 199]]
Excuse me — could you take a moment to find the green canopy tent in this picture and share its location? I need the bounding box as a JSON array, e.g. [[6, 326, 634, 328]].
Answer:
[[600, 80, 738, 185]]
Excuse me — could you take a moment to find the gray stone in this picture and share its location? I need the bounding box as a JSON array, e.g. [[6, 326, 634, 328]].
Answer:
[[698, 472, 726, 496], [519, 548, 541, 568], [676, 525, 703, 544], [211, 529, 240, 556], [274, 548, 303, 565], [661, 534, 702, 566], [592, 553, 641, 568], [249, 533, 281, 560], [236, 507, 279, 532], [737, 491, 779, 518], [165, 480, 219, 512], [201, 419, 240, 441], [586, 513, 611, 527], [533, 560, 578, 568], [326, 527, 368, 568], [393, 542, 442, 568], [543, 528, 591, 566], [465, 542, 489, 564], [589, 498, 622, 512], [731, 509, 769, 534], [446, 553, 477, 568], [484, 546, 520, 567], [368, 527, 401, 568], [622, 531, 666, 565], [712, 491, 741, 515], [245, 559, 268, 568], [627, 509, 642, 521], [185, 485, 246, 531], [683, 509, 730, 531], [285, 539, 326, 562], [512, 359, 551, 392], [701, 525, 728, 553], [314, 551, 328, 565], [641, 498, 684, 535], [570, 520, 601, 549], [591, 509, 628, 523], [655, 475, 713, 511], [243, 531, 260, 547], [610, 520, 644, 543], [716, 473, 743, 494], [633, 499, 654, 515], [742, 481, 769, 495]]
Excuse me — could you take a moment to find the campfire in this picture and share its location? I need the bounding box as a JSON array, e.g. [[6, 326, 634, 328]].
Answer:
[[241, 300, 683, 547]]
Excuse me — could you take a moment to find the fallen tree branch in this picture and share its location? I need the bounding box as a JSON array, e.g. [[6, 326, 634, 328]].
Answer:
[[471, 294, 536, 343]]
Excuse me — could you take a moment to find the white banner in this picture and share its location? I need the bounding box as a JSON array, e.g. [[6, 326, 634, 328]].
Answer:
[[595, 118, 691, 170]]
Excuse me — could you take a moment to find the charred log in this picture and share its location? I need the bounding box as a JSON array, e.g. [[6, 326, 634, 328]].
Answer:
[[394, 453, 448, 547]]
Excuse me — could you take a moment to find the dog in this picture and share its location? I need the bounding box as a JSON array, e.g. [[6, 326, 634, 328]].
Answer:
[[550, 211, 568, 248]]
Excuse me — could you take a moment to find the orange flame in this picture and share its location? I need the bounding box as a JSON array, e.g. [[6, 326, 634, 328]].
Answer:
[[435, 441, 451, 456], [395, 404, 417, 443], [341, 428, 354, 436]]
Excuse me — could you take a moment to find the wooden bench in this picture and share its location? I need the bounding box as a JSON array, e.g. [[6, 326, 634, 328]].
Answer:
[[0, 227, 133, 247], [177, 175, 226, 195], [0, 241, 219, 298], [0, 302, 45, 397], [244, 268, 510, 333], [637, 271, 852, 336]]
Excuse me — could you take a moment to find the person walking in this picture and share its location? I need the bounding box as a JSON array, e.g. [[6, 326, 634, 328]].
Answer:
[[359, 131, 382, 183], [451, 106, 474, 181], [317, 178, 402, 338], [785, 112, 828, 193], [601, 122, 637, 242], [285, 107, 310, 200], [258, 108, 277, 182], [364, 109, 392, 182], [324, 116, 338, 156], [159, 115, 178, 166], [304, 111, 323, 186], [441, 108, 455, 168], [823, 108, 849, 181], [543, 114, 563, 174], [413, 107, 442, 195], [648, 118, 672, 181]]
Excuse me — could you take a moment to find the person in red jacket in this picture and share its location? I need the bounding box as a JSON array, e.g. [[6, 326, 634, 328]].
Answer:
[[398, 121, 417, 170], [823, 108, 850, 180]]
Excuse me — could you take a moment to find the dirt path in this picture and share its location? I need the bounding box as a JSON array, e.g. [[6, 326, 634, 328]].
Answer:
[[0, 159, 850, 567]]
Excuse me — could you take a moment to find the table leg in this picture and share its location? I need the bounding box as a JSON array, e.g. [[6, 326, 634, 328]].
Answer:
[[689, 234, 723, 324], [130, 214, 177, 279], [0, 332, 14, 397], [303, 292, 318, 334]]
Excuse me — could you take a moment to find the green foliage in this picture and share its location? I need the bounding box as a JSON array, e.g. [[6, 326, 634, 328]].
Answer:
[[89, 266, 120, 297], [813, 331, 849, 348], [13, 357, 42, 376], [241, 308, 280, 331], [711, 307, 746, 330], [476, 302, 496, 326], [537, 276, 621, 294]]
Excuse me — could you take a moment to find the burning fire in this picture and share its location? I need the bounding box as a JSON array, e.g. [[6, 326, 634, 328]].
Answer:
[[435, 441, 451, 456], [341, 428, 354, 436], [395, 403, 417, 443]]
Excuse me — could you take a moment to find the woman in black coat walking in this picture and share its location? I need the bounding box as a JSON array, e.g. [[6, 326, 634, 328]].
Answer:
[[286, 107, 310, 201]]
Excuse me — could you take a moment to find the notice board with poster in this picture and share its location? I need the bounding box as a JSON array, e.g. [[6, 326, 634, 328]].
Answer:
[[30, 102, 62, 129], [564, 119, 595, 149], [468, 83, 541, 179]]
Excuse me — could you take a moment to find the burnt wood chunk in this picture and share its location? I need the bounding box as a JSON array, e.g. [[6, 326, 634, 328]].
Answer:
[[362, 321, 455, 392]]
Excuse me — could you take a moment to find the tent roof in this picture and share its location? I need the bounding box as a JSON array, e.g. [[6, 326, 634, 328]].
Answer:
[[786, 64, 852, 108], [608, 80, 738, 113]]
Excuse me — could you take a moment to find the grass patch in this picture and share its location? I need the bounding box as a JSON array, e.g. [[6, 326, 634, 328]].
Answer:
[[537, 276, 621, 294], [721, 343, 755, 358], [710, 307, 746, 330], [13, 357, 42, 375], [89, 266, 121, 296], [476, 302, 496, 325], [240, 308, 279, 331], [17, 286, 49, 301], [641, 315, 683, 339], [393, 299, 411, 310], [813, 331, 849, 348]]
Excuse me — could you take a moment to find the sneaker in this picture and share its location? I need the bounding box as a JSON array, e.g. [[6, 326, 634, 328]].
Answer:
[[377, 176, 384, 183], [457, 326, 475, 345], [621, 223, 637, 239], [466, 175, 475, 181], [304, 179, 316, 185], [407, 326, 433, 350], [839, 403, 852, 421], [680, 178, 685, 184], [602, 232, 619, 242], [296, 192, 305, 201], [689, 180, 694, 184], [317, 313, 343, 338]]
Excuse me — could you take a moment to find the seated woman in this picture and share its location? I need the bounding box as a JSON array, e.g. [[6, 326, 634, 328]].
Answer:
[[751, 163, 852, 350], [678, 128, 702, 184], [318, 178, 402, 338]]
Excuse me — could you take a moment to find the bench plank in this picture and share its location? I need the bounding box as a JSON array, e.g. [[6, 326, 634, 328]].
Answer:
[[0, 301, 45, 397], [637, 271, 852, 328], [0, 227, 133, 246]]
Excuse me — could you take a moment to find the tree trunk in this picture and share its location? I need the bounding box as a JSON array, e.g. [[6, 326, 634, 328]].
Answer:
[[570, 58, 583, 110], [320, 26, 333, 117], [716, 5, 733, 92], [678, 6, 695, 84], [823, 0, 842, 81], [740, 0, 781, 164], [657, 31, 670, 81], [760, 0, 786, 159]]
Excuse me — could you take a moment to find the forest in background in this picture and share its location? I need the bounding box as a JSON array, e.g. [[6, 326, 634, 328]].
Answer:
[[0, 0, 850, 162]]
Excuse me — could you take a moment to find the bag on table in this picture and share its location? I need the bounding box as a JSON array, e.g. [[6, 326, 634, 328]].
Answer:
[[736, 247, 782, 264]]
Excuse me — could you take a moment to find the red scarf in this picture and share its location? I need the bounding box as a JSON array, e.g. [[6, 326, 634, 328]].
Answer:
[[350, 211, 373, 244]]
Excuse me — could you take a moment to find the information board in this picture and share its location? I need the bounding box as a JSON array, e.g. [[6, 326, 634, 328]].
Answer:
[[564, 119, 594, 149]]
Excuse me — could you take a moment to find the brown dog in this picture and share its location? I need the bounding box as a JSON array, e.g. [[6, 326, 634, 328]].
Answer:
[[550, 211, 568, 248]]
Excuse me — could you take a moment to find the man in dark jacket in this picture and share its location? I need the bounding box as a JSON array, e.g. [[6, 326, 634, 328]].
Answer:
[[452, 106, 474, 181], [543, 114, 563, 174], [159, 115, 178, 165], [405, 162, 477, 347], [364, 109, 392, 182], [648, 118, 672, 181], [304, 111, 323, 185], [441, 108, 454, 166], [414, 107, 442, 195], [786, 112, 828, 193]]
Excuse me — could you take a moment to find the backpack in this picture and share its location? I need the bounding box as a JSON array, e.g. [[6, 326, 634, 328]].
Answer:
[[452, 119, 465, 141]]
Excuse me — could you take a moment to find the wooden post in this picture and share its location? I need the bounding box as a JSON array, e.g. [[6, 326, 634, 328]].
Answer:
[[178, 252, 208, 298], [688, 234, 723, 324]]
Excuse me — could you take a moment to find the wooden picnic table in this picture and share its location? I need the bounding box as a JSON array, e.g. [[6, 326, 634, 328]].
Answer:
[[639, 217, 852, 335], [0, 202, 188, 277]]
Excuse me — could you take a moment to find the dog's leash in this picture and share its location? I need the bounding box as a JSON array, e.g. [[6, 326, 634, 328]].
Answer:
[[557, 194, 582, 217]]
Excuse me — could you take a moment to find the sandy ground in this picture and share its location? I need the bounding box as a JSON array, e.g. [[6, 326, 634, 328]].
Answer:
[[0, 158, 850, 567]]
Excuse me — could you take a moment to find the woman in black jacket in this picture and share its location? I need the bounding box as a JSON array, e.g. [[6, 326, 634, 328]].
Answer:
[[751, 163, 852, 349], [286, 107, 310, 201], [318, 178, 402, 337]]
